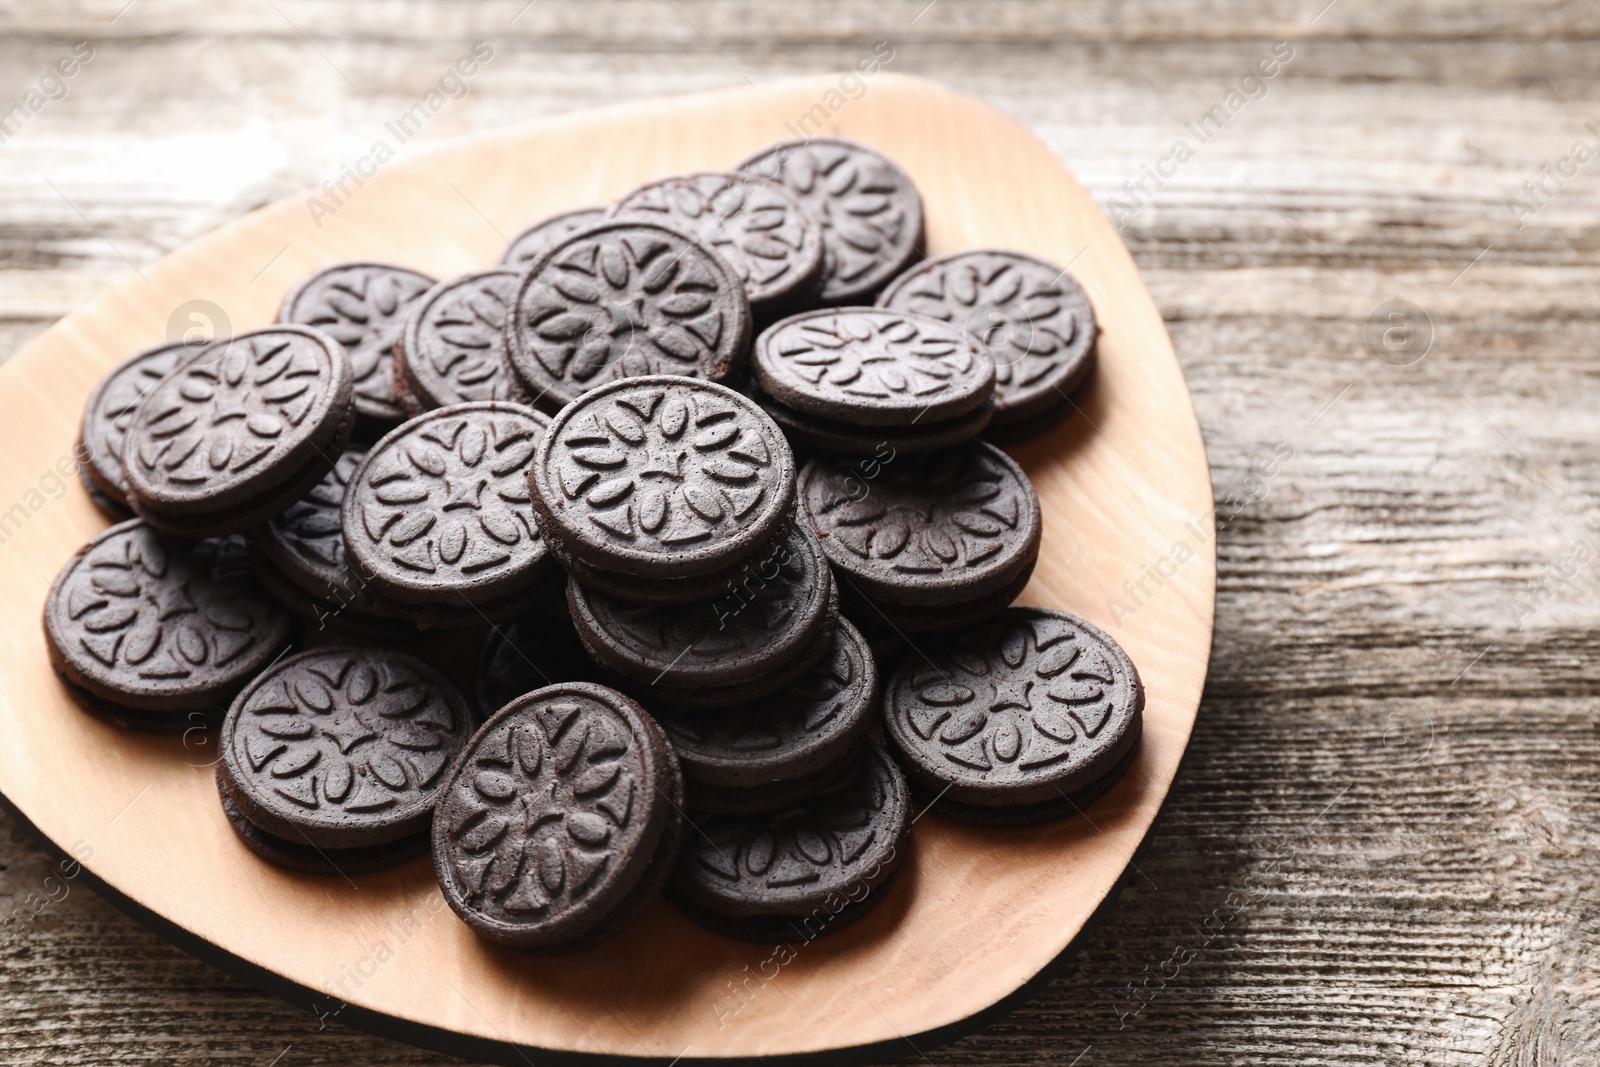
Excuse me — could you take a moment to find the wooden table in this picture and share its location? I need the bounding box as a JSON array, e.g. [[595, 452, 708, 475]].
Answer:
[[2, 2, 1595, 1063]]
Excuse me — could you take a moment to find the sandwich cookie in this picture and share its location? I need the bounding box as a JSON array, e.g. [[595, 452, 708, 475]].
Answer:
[[883, 608, 1143, 825], [432, 682, 684, 953]]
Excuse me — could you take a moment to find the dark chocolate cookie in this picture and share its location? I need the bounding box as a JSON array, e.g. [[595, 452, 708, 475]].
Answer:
[[840, 552, 1035, 636], [121, 325, 353, 533], [883, 608, 1143, 822], [396, 269, 524, 414], [877, 250, 1097, 428], [642, 600, 838, 710], [652, 618, 877, 813], [798, 442, 1041, 607], [500, 208, 606, 267], [565, 521, 835, 689], [754, 388, 994, 456], [544, 513, 798, 605], [501, 221, 752, 413], [256, 445, 410, 624], [738, 137, 924, 303], [79, 473, 132, 522], [43, 520, 293, 717], [432, 682, 684, 953], [666, 742, 910, 943], [342, 401, 553, 607], [753, 308, 994, 427], [278, 262, 436, 424], [528, 376, 795, 580], [78, 338, 213, 510], [218, 647, 476, 854], [608, 172, 823, 310], [248, 548, 420, 643], [217, 768, 430, 875], [473, 612, 600, 720]]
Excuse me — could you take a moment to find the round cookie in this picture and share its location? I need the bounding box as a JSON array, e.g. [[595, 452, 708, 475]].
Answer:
[[528, 376, 795, 580], [738, 137, 924, 303], [877, 249, 1098, 428], [256, 444, 414, 625], [882, 608, 1143, 823], [216, 771, 430, 876], [342, 401, 553, 608], [78, 338, 214, 510], [753, 307, 994, 427], [500, 207, 606, 267], [120, 325, 353, 533], [78, 466, 133, 522], [798, 441, 1041, 608], [501, 221, 752, 414], [607, 172, 823, 310], [542, 512, 797, 605], [753, 387, 995, 456], [248, 548, 420, 643], [642, 601, 838, 710], [278, 262, 436, 425], [666, 742, 910, 943], [43, 520, 293, 717], [565, 521, 836, 689], [219, 648, 475, 866], [839, 553, 1035, 636], [395, 269, 524, 414], [473, 612, 601, 719], [432, 682, 685, 953], [652, 618, 878, 813]]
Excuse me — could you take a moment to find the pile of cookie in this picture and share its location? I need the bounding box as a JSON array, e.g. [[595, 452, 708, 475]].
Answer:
[[45, 137, 1141, 954]]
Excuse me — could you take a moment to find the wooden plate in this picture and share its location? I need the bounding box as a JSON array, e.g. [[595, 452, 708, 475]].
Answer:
[[0, 74, 1213, 1064]]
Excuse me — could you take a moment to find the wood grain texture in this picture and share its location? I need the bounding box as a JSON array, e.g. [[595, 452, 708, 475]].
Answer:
[[0, 1, 1595, 1064]]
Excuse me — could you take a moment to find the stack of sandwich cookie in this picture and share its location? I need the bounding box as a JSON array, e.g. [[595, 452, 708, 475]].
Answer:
[[526, 375, 798, 601], [750, 307, 997, 455], [76, 338, 213, 521], [43, 520, 293, 732], [501, 221, 753, 415], [217, 647, 477, 874], [666, 742, 911, 942], [883, 608, 1143, 825], [251, 444, 420, 641], [651, 617, 878, 813], [565, 520, 838, 708], [432, 682, 684, 953], [278, 261, 436, 433], [341, 401, 557, 627], [799, 442, 1041, 634], [877, 249, 1098, 441], [120, 326, 354, 537], [393, 268, 526, 416]]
